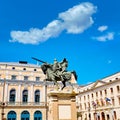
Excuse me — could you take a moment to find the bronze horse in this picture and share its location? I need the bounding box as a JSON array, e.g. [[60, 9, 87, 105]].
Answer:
[[41, 63, 77, 90]]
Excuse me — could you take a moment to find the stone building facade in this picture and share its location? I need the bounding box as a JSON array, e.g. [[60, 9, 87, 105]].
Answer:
[[0, 61, 77, 120], [0, 61, 120, 120], [77, 72, 120, 120]]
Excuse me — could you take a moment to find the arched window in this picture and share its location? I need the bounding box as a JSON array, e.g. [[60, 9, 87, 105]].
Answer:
[[101, 112, 105, 120], [104, 89, 107, 95], [22, 90, 28, 103], [9, 89, 16, 103], [91, 93, 94, 98], [34, 111, 42, 120], [113, 111, 117, 119], [7, 111, 16, 120], [84, 103, 86, 110], [21, 111, 30, 120], [117, 85, 120, 92], [110, 88, 113, 93], [35, 90, 40, 103]]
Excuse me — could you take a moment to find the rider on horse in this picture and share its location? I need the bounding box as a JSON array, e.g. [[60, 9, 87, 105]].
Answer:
[[52, 58, 68, 81], [40, 58, 77, 90]]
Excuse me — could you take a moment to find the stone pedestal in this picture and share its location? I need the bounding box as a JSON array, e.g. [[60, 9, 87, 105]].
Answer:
[[48, 91, 78, 120]]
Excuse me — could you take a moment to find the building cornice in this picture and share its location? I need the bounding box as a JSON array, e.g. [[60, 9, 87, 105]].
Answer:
[[79, 79, 120, 94]]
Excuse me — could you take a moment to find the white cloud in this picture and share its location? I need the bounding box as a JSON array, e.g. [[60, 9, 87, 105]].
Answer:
[[59, 2, 96, 34], [92, 32, 114, 42], [10, 2, 97, 44], [98, 25, 108, 32]]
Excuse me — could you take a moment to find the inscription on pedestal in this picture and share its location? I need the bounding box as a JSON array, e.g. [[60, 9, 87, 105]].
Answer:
[[59, 105, 71, 119]]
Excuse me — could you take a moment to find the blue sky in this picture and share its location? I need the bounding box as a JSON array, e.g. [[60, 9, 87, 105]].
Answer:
[[0, 0, 120, 85]]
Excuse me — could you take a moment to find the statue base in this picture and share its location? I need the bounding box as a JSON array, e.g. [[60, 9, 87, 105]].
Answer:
[[47, 90, 78, 120]]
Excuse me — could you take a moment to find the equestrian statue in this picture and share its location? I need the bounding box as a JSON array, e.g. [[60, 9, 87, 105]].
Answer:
[[32, 57, 77, 90]]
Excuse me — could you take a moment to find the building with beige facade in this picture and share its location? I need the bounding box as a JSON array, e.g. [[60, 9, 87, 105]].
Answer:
[[0, 61, 78, 120], [0, 61, 120, 120], [77, 72, 120, 120]]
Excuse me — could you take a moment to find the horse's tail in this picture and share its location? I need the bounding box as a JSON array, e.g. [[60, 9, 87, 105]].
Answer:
[[71, 71, 77, 80]]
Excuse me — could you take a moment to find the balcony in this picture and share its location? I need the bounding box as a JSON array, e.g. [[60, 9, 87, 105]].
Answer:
[[2, 102, 47, 107]]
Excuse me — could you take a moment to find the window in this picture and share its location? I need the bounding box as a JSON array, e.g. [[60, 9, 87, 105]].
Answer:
[[113, 111, 117, 120], [84, 103, 86, 110], [24, 76, 28, 81], [117, 86, 120, 92], [11, 75, 16, 80], [88, 102, 90, 108], [35, 90, 40, 103], [118, 97, 120, 105], [21, 111, 30, 120], [22, 90, 28, 103], [34, 111, 42, 120], [110, 88, 113, 94], [84, 96, 86, 101], [101, 98, 105, 106], [91, 93, 94, 98], [100, 91, 102, 96], [7, 111, 16, 120], [9, 89, 16, 103], [104, 89, 107, 95], [36, 77, 40, 81], [79, 97, 81, 101], [96, 92, 98, 97], [112, 98, 115, 105], [87, 95, 89, 99], [80, 104, 82, 109]]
